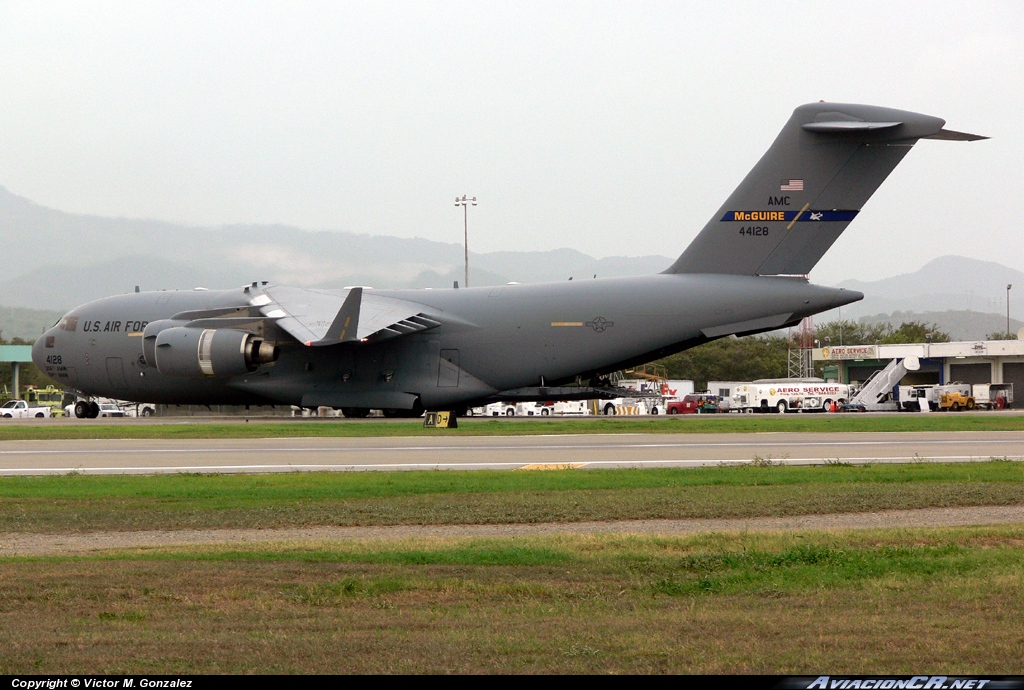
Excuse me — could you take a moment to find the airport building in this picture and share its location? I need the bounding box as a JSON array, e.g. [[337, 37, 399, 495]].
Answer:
[[813, 340, 1024, 390]]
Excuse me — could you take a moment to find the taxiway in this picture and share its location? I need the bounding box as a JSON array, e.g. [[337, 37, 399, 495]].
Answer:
[[0, 430, 1021, 475]]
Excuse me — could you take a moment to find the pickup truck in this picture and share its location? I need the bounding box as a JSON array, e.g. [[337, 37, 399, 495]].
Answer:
[[0, 399, 52, 418], [667, 394, 721, 414]]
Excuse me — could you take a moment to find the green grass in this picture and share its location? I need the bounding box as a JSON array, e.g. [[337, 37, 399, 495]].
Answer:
[[2, 413, 1024, 440], [3, 461, 1022, 532], [3, 528, 1024, 673]]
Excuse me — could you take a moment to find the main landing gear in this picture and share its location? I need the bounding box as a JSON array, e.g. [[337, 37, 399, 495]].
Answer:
[[74, 400, 100, 419]]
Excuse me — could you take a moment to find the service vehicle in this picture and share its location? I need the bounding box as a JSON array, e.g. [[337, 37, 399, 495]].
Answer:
[[65, 399, 124, 418], [117, 401, 157, 417], [708, 381, 748, 412], [731, 380, 850, 413], [0, 399, 52, 418], [551, 400, 589, 415], [469, 402, 543, 417], [972, 383, 1013, 409], [23, 386, 66, 417], [667, 393, 721, 414], [592, 395, 661, 416], [898, 385, 938, 412], [938, 384, 975, 411], [96, 402, 126, 417]]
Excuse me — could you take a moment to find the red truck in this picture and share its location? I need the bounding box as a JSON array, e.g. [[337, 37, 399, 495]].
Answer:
[[666, 394, 720, 414]]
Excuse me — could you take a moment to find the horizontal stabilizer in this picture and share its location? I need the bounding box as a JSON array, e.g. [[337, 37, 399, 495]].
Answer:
[[924, 128, 989, 141]]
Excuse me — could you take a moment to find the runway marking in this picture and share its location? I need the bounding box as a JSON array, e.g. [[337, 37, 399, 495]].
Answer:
[[0, 455, 1019, 475], [1, 437, 1022, 456]]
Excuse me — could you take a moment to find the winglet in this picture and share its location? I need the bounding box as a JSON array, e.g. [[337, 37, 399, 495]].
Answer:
[[318, 287, 362, 345]]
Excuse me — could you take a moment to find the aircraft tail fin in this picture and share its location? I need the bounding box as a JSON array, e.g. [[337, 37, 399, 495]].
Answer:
[[665, 102, 986, 277]]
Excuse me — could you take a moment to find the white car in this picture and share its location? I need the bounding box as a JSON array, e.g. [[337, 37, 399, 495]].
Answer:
[[96, 403, 125, 417], [65, 400, 126, 418], [66, 399, 156, 418]]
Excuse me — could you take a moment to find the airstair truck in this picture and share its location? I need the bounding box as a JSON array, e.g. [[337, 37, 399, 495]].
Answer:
[[849, 356, 920, 412]]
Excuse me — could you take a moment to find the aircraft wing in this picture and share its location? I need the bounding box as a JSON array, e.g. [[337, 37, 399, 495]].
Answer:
[[252, 285, 441, 346]]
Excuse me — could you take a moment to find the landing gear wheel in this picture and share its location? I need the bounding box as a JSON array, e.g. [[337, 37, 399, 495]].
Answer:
[[341, 407, 370, 418], [74, 401, 88, 419], [87, 402, 100, 419]]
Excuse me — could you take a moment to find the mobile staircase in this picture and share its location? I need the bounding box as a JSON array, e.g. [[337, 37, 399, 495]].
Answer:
[[849, 356, 920, 411]]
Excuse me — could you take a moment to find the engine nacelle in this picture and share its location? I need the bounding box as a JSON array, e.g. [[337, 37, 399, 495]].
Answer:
[[142, 319, 186, 367], [153, 327, 279, 378]]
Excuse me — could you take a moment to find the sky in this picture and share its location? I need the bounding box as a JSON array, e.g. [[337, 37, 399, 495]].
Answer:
[[0, 1, 1020, 284]]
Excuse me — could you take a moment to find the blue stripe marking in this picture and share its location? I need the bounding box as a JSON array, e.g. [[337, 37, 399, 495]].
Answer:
[[720, 210, 860, 222]]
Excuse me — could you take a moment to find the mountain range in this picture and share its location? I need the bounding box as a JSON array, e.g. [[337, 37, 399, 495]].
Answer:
[[0, 186, 669, 311], [0, 186, 1021, 341]]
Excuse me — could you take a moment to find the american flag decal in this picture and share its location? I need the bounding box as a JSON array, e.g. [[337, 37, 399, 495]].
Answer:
[[781, 179, 804, 191]]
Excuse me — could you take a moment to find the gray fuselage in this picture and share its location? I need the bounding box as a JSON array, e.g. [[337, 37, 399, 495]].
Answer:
[[34, 273, 859, 410]]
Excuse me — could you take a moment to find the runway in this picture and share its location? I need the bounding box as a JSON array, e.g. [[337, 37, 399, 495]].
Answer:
[[0, 430, 1022, 475]]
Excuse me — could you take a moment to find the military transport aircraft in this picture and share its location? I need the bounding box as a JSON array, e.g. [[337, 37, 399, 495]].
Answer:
[[34, 102, 984, 418]]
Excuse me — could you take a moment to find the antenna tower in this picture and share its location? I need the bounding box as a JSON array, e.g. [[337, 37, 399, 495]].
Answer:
[[787, 316, 815, 379]]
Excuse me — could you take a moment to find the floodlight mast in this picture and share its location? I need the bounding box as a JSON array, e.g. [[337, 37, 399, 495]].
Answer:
[[455, 195, 477, 287], [1008, 284, 1013, 338]]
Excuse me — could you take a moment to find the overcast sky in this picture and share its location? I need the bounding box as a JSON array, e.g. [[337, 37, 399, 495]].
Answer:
[[0, 1, 1020, 283]]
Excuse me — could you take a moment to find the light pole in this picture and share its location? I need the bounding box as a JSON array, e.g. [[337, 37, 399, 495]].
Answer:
[[1008, 284, 1013, 338], [455, 195, 477, 287]]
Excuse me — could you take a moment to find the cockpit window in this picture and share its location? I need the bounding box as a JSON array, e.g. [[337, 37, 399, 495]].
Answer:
[[57, 316, 78, 332]]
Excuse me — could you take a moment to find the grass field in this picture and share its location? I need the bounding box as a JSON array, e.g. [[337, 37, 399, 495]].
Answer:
[[3, 527, 1023, 673], [4, 453, 1023, 673], [2, 413, 1024, 440], [3, 461, 1023, 533]]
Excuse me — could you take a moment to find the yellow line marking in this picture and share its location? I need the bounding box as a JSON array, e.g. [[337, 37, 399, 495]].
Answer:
[[786, 202, 810, 230], [518, 463, 590, 471], [551, 322, 584, 327]]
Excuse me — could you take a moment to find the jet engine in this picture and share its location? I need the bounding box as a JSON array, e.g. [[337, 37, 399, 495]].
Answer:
[[151, 326, 278, 378]]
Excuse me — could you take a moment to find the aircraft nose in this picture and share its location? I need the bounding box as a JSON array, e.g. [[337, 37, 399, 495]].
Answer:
[[32, 329, 53, 370]]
